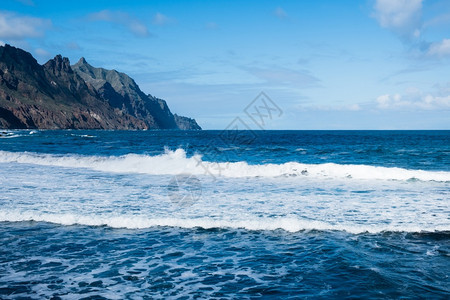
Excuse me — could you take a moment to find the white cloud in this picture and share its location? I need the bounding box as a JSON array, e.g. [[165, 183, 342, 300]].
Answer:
[[0, 11, 51, 40], [88, 10, 149, 37], [274, 7, 287, 19], [299, 103, 362, 112], [376, 94, 400, 108], [245, 66, 320, 88], [128, 22, 148, 36], [66, 42, 80, 50], [205, 22, 218, 30], [424, 12, 450, 28], [152, 13, 173, 26], [376, 90, 450, 110], [348, 104, 362, 111], [34, 48, 50, 57], [427, 39, 450, 58], [372, 0, 423, 40], [372, 1, 450, 59]]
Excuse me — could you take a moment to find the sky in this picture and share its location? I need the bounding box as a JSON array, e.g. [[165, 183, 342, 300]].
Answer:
[[0, 0, 449, 129]]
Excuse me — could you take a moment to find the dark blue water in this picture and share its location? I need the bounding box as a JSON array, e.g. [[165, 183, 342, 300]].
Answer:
[[1, 130, 449, 170], [1, 223, 449, 299], [0, 130, 449, 299]]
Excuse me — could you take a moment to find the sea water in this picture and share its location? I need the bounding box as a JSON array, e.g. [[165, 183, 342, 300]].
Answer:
[[0, 130, 448, 298]]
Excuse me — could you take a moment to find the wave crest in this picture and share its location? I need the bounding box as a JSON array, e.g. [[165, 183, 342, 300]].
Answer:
[[1, 211, 449, 234], [0, 149, 448, 181]]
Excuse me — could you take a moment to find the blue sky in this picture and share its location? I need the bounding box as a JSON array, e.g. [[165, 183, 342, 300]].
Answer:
[[1, 0, 450, 129]]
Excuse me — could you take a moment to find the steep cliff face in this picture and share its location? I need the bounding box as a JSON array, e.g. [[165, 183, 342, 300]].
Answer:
[[173, 114, 202, 130], [0, 45, 201, 130], [72, 58, 176, 129]]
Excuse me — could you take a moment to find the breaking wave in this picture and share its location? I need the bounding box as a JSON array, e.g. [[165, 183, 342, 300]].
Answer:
[[0, 149, 449, 181], [1, 211, 448, 234]]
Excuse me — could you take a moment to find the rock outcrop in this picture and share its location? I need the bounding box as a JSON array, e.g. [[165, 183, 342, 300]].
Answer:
[[0, 44, 201, 130]]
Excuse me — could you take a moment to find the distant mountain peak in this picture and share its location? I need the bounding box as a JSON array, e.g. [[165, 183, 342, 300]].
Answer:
[[44, 54, 73, 75], [0, 44, 38, 68]]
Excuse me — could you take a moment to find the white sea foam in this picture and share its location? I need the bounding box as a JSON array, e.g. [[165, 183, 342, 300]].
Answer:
[[1, 211, 447, 234], [0, 149, 448, 181], [1, 151, 448, 234], [0, 132, 21, 138]]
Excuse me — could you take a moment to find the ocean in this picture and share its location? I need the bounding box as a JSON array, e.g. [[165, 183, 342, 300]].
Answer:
[[0, 130, 449, 299]]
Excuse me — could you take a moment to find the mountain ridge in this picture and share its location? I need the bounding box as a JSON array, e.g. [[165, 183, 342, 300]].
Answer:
[[0, 44, 201, 130]]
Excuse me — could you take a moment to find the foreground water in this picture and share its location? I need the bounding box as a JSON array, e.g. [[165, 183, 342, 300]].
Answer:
[[0, 130, 449, 298]]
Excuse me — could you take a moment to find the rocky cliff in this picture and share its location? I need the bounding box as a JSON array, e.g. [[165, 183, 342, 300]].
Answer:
[[0, 44, 201, 130]]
